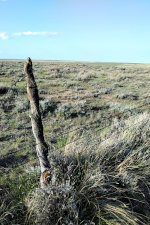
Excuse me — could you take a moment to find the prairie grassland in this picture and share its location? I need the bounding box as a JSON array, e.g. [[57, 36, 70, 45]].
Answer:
[[0, 60, 150, 224]]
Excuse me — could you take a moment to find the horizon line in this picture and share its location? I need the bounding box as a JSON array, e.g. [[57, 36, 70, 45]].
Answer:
[[0, 58, 146, 64]]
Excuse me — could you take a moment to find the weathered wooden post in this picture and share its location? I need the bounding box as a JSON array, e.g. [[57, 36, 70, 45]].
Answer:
[[24, 57, 51, 187]]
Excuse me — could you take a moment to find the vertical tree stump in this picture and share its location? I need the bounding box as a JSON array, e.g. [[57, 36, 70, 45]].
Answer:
[[24, 57, 51, 187]]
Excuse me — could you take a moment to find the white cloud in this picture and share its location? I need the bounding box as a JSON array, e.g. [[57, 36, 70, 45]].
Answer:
[[0, 0, 8, 2], [12, 31, 59, 37], [0, 32, 8, 40], [0, 31, 60, 40]]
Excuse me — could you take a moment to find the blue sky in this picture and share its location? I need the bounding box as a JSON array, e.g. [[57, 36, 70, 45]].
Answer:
[[0, 0, 150, 62]]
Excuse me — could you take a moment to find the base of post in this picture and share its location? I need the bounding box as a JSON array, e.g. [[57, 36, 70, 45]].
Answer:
[[41, 169, 52, 186]]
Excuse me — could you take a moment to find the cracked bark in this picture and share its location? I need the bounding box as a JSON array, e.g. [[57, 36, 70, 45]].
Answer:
[[24, 57, 51, 187]]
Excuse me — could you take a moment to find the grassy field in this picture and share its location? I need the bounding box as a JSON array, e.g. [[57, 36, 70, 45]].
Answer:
[[0, 60, 150, 224]]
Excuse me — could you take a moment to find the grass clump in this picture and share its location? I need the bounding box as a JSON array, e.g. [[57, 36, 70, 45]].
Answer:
[[115, 92, 139, 100], [77, 70, 98, 81], [0, 171, 39, 225], [26, 113, 150, 225], [40, 98, 58, 116], [15, 98, 30, 113]]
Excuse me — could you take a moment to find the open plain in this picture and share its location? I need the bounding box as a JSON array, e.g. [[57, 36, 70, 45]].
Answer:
[[0, 60, 150, 224]]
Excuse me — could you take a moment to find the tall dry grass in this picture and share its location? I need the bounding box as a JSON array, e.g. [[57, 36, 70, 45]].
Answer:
[[26, 112, 150, 224]]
